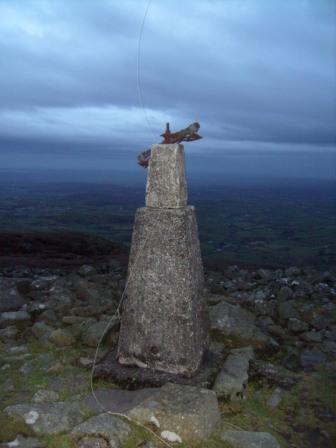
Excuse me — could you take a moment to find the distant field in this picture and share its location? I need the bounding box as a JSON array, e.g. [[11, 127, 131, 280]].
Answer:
[[0, 180, 335, 269]]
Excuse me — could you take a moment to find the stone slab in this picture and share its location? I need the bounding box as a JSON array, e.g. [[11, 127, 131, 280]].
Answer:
[[94, 344, 226, 389], [84, 387, 161, 414], [127, 382, 220, 443]]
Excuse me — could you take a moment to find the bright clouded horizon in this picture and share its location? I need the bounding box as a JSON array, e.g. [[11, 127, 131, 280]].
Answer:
[[0, 0, 335, 182]]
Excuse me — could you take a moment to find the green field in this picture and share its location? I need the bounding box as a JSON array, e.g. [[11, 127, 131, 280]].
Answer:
[[0, 181, 335, 269]]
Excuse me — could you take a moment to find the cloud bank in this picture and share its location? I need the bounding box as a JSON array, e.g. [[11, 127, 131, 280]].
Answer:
[[0, 0, 335, 152]]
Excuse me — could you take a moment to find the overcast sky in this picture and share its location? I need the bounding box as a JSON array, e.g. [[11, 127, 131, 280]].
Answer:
[[0, 0, 335, 181]]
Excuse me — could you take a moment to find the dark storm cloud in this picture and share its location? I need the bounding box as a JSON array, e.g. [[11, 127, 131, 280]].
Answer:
[[0, 0, 335, 149]]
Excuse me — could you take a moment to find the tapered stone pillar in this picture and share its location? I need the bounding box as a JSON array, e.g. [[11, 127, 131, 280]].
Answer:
[[117, 144, 208, 377]]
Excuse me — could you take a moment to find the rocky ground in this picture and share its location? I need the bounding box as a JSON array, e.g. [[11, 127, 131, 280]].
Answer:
[[0, 247, 335, 447]]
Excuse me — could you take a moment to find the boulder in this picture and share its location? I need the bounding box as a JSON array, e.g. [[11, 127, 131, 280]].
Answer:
[[300, 330, 323, 343], [76, 437, 109, 448], [4, 401, 85, 435], [278, 286, 294, 301], [81, 321, 116, 348], [32, 322, 53, 338], [277, 301, 299, 320], [213, 346, 254, 401], [209, 301, 268, 349], [0, 310, 31, 327], [85, 388, 160, 414], [300, 348, 327, 369], [32, 390, 60, 403], [71, 413, 131, 447], [78, 265, 97, 277], [266, 387, 283, 409], [2, 435, 46, 448], [220, 429, 281, 448], [127, 382, 220, 443], [287, 318, 308, 333], [0, 286, 26, 312], [48, 328, 76, 347]]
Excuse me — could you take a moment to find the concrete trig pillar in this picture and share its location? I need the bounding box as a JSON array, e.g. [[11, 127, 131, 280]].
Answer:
[[117, 144, 208, 377]]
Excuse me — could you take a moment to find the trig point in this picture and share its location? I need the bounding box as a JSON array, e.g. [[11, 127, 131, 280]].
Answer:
[[116, 124, 208, 377]]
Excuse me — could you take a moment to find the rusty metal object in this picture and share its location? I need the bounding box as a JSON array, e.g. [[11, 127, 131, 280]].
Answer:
[[137, 148, 151, 168], [137, 122, 202, 168], [160, 122, 202, 144]]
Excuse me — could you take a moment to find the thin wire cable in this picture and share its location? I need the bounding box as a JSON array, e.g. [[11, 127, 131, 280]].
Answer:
[[137, 0, 156, 141], [89, 209, 174, 448], [89, 2, 174, 445]]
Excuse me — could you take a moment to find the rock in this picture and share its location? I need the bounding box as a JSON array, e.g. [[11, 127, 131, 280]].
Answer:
[[63, 316, 87, 325], [0, 325, 18, 340], [266, 387, 283, 408], [220, 429, 281, 448], [268, 325, 286, 339], [255, 299, 276, 317], [300, 330, 323, 343], [3, 377, 15, 393], [282, 347, 301, 371], [278, 286, 294, 301], [20, 360, 35, 375], [0, 310, 31, 327], [72, 306, 99, 318], [32, 322, 53, 338], [207, 294, 224, 305], [300, 348, 327, 369], [249, 360, 298, 388], [325, 329, 336, 341], [2, 435, 46, 447], [209, 301, 269, 349], [71, 413, 131, 447], [85, 388, 160, 414], [76, 437, 109, 448], [30, 276, 57, 291], [36, 353, 54, 369], [32, 389, 60, 403], [277, 301, 299, 320], [127, 382, 220, 443], [0, 286, 26, 312], [78, 357, 94, 368], [47, 362, 64, 374], [256, 269, 272, 280], [286, 266, 301, 276], [81, 321, 114, 348], [254, 290, 268, 301], [72, 277, 90, 300], [4, 401, 85, 435], [287, 318, 308, 333], [139, 443, 159, 448], [48, 328, 75, 347], [321, 340, 336, 354], [78, 265, 97, 277], [213, 346, 254, 401]]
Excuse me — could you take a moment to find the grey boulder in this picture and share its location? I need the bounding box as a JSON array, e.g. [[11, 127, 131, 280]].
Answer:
[[127, 382, 220, 443], [71, 413, 131, 448], [4, 401, 85, 435], [0, 286, 26, 312], [220, 429, 281, 448], [213, 346, 254, 400], [209, 301, 268, 349]]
